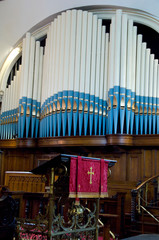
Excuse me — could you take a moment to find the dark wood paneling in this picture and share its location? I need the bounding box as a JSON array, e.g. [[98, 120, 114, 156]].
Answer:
[[155, 150, 159, 174], [110, 154, 126, 182], [1, 139, 159, 214], [133, 135, 159, 146], [127, 152, 141, 182], [143, 150, 153, 179], [3, 149, 34, 173]]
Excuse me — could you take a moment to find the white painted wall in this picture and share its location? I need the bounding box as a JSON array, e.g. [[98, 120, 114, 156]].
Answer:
[[0, 0, 159, 69]]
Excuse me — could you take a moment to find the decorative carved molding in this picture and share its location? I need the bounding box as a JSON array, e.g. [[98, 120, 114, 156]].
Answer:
[[1, 135, 159, 149]]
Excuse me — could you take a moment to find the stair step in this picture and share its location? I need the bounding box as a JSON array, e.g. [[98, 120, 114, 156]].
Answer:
[[146, 206, 159, 209], [129, 229, 159, 235], [136, 221, 159, 226]]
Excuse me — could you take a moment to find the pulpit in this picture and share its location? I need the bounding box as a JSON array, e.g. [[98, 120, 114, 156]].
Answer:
[[16, 153, 116, 240]]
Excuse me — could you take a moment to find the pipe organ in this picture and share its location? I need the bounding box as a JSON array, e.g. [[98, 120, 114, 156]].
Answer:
[[1, 8, 159, 139]]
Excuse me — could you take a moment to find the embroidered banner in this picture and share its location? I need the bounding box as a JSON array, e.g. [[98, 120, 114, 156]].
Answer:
[[69, 157, 78, 198], [69, 156, 108, 198]]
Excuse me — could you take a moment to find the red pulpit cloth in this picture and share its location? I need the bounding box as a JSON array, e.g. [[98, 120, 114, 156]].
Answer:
[[69, 156, 108, 198]]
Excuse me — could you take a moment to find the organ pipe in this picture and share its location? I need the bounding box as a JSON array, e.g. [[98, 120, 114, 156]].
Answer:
[[1, 9, 159, 139], [135, 34, 142, 135], [94, 19, 102, 136], [144, 47, 150, 134], [120, 13, 128, 134], [79, 11, 87, 136], [68, 10, 77, 136]]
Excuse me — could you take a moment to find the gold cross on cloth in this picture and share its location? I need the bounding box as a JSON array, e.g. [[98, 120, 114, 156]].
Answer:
[[87, 167, 94, 184]]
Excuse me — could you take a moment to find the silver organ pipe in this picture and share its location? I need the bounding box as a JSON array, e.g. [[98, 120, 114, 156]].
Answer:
[[57, 12, 65, 137], [84, 12, 93, 136], [94, 18, 102, 136], [49, 21, 55, 137], [99, 25, 106, 136], [16, 66, 21, 136], [149, 54, 154, 134], [73, 10, 82, 136], [126, 19, 133, 134], [26, 36, 35, 138], [140, 42, 147, 134], [40, 36, 48, 138], [1, 88, 6, 139], [62, 10, 71, 137], [9, 76, 14, 139], [52, 19, 58, 137], [103, 33, 109, 135], [79, 11, 88, 136], [20, 33, 31, 138], [31, 41, 40, 138], [108, 17, 115, 134], [44, 26, 51, 138], [130, 26, 137, 135], [1, 8, 159, 139], [135, 34, 142, 135], [113, 9, 122, 134], [120, 14, 128, 134], [89, 15, 97, 136], [6, 86, 9, 139], [68, 10, 77, 136], [153, 59, 158, 134], [157, 65, 159, 134], [53, 15, 61, 137], [36, 47, 43, 138], [145, 48, 151, 134], [48, 23, 54, 137]]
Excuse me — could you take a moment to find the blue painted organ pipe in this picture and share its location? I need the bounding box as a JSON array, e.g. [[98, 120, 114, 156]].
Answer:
[[1, 9, 159, 139], [120, 13, 128, 134]]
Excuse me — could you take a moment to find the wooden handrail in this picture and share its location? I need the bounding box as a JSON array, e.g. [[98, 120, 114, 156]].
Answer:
[[131, 173, 159, 223], [133, 174, 159, 192]]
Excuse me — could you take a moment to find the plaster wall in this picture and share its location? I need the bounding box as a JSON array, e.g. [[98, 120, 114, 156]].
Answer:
[[0, 0, 159, 69]]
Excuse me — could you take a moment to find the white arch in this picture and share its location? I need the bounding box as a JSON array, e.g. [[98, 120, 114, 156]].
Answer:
[[0, 6, 159, 101]]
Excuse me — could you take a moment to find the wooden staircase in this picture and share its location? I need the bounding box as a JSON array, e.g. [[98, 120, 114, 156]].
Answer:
[[125, 175, 159, 238]]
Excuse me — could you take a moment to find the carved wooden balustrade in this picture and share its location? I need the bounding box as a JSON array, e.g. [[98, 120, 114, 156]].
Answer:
[[5, 171, 46, 193]]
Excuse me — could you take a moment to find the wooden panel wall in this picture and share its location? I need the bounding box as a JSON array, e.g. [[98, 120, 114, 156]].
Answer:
[[1, 149, 35, 184], [3, 150, 34, 172], [1, 146, 159, 213]]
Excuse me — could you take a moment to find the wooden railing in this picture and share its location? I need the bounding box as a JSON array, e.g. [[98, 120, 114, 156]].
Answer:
[[131, 174, 159, 233]]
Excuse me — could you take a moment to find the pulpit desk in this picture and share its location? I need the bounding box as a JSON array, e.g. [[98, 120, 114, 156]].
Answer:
[[18, 153, 116, 240]]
